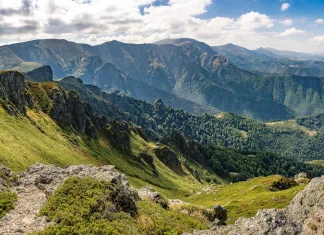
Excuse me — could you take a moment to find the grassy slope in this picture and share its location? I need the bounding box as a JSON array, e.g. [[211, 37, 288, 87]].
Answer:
[[186, 175, 305, 223], [0, 106, 306, 224], [0, 108, 99, 171], [266, 119, 317, 136], [9, 62, 41, 73]]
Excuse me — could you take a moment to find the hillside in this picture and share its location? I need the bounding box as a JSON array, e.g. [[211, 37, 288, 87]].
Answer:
[[3, 39, 324, 120], [52, 72, 324, 161], [1, 68, 324, 234]]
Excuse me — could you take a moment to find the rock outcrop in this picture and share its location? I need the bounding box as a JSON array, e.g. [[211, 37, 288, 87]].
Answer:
[[0, 71, 29, 115], [105, 120, 131, 152], [185, 175, 324, 235], [154, 146, 184, 175], [0, 163, 138, 235], [24, 65, 53, 82], [138, 186, 168, 208]]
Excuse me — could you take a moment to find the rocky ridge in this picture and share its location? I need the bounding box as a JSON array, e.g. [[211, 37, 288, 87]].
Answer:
[[186, 175, 324, 235], [0, 163, 138, 235], [0, 71, 30, 115]]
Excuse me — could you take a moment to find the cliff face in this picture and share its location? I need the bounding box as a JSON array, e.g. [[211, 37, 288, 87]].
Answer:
[[187, 176, 324, 235], [0, 71, 30, 115], [0, 70, 103, 139]]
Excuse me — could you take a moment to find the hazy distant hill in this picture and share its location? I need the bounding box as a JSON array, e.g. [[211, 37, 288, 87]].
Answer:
[[213, 43, 324, 77]]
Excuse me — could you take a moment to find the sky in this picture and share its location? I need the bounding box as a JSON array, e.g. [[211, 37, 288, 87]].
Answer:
[[1, 0, 324, 53]]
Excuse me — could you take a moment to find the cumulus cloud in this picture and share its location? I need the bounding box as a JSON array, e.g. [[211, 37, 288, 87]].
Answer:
[[279, 28, 305, 37], [310, 35, 324, 42], [315, 19, 324, 24], [281, 3, 290, 11], [237, 11, 274, 30], [279, 19, 293, 26], [0, 0, 322, 53]]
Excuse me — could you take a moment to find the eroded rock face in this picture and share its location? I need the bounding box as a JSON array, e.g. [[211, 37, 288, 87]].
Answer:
[[0, 163, 138, 235], [105, 120, 131, 152], [0, 71, 28, 115], [185, 176, 324, 235], [49, 87, 98, 139], [154, 146, 184, 175]]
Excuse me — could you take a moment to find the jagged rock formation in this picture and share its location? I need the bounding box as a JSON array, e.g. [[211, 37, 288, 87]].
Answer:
[[0, 163, 138, 235], [185, 175, 324, 235], [0, 71, 30, 115], [105, 120, 131, 152], [154, 146, 184, 175], [24, 65, 53, 82], [49, 87, 99, 139]]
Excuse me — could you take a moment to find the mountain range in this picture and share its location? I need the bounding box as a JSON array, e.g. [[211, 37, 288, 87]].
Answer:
[[2, 38, 324, 121]]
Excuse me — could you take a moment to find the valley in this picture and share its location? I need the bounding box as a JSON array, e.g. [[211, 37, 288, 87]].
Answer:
[[1, 39, 324, 235]]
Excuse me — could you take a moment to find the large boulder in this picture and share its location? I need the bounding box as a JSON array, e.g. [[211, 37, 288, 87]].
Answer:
[[138, 186, 168, 209]]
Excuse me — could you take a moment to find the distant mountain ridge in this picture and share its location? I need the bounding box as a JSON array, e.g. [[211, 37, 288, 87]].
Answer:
[[2, 38, 324, 120], [213, 43, 324, 77]]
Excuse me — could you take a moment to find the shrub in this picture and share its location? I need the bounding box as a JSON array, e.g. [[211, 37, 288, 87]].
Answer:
[[0, 192, 17, 218]]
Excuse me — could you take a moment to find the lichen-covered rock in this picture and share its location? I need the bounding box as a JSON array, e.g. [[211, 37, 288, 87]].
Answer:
[[185, 176, 324, 235], [0, 163, 138, 234], [138, 186, 168, 209], [24, 65, 53, 82], [294, 172, 310, 185]]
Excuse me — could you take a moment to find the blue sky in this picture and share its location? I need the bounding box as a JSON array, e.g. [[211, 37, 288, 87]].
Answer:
[[1, 0, 324, 53]]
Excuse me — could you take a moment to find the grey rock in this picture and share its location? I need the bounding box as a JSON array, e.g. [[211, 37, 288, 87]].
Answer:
[[185, 175, 324, 235], [0, 163, 139, 235], [138, 186, 168, 209], [0, 71, 28, 115], [154, 146, 184, 175]]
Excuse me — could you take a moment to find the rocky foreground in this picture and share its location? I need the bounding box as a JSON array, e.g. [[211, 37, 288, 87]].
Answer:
[[186, 176, 324, 235], [0, 163, 323, 235], [0, 163, 137, 234]]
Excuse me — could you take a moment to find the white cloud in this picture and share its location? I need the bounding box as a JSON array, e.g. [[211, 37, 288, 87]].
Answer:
[[281, 3, 290, 11], [237, 11, 274, 30], [279, 28, 305, 37], [310, 35, 324, 42], [315, 19, 324, 24], [279, 19, 293, 26], [0, 0, 323, 53]]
